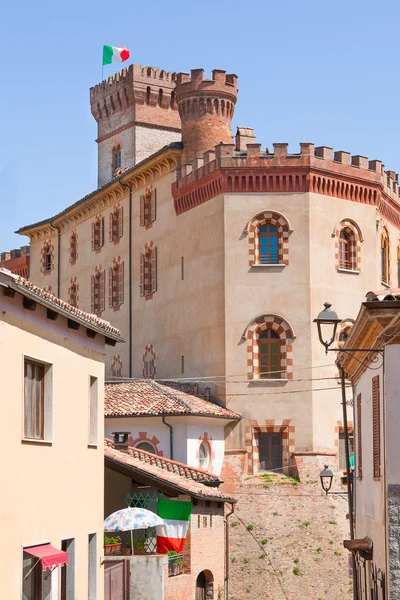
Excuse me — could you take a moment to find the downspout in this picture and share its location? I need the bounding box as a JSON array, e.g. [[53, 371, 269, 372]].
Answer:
[[224, 502, 235, 600], [162, 416, 173, 460], [118, 178, 133, 377], [50, 221, 61, 297]]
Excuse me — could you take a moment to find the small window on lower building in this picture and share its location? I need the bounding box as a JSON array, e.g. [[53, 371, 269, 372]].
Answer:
[[199, 441, 210, 470], [61, 539, 75, 600], [88, 534, 97, 600], [136, 441, 156, 454], [24, 359, 53, 442], [89, 377, 98, 446], [338, 431, 354, 471], [22, 551, 42, 600]]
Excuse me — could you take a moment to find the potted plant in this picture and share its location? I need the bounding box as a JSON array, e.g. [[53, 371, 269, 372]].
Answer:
[[122, 540, 132, 556], [167, 550, 183, 576], [133, 539, 146, 555], [104, 535, 122, 555]]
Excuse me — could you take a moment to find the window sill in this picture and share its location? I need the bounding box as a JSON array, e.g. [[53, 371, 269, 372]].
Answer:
[[337, 268, 360, 275], [251, 263, 286, 268], [88, 444, 98, 449], [249, 378, 288, 385], [381, 281, 391, 288], [22, 438, 52, 446]]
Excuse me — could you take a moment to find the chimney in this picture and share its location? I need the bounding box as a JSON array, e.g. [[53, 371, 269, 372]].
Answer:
[[112, 432, 130, 452], [235, 127, 256, 152]]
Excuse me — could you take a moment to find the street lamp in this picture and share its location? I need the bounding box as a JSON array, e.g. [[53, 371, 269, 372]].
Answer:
[[313, 302, 341, 354], [319, 464, 334, 495]]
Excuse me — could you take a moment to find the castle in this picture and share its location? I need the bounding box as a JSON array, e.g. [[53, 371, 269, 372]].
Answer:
[[18, 64, 400, 481]]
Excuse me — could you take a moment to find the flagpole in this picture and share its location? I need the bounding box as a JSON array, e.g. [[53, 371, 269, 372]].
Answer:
[[101, 47, 104, 82]]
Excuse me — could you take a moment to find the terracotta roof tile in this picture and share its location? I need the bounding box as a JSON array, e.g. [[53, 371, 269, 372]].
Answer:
[[105, 379, 240, 419], [0, 268, 123, 340], [104, 439, 236, 502], [366, 288, 400, 302]]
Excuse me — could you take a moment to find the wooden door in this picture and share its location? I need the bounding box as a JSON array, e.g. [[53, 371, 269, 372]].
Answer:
[[195, 571, 206, 600], [104, 561, 128, 600], [259, 433, 282, 472]]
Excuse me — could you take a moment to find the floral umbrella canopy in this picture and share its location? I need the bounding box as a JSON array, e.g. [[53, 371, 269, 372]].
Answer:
[[104, 507, 165, 555]]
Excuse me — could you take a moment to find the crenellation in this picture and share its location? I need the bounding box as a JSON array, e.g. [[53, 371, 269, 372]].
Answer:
[[246, 144, 262, 160], [369, 159, 382, 173], [203, 150, 216, 164], [273, 143, 288, 158], [315, 146, 333, 160], [351, 155, 368, 169], [334, 150, 351, 164], [300, 143, 315, 157]]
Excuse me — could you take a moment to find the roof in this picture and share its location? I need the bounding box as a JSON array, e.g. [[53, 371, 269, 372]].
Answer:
[[0, 268, 124, 342], [365, 288, 400, 302], [16, 142, 183, 234], [104, 379, 240, 419], [104, 439, 236, 502]]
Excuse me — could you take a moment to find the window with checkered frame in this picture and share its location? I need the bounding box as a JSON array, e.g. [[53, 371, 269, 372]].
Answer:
[[109, 207, 123, 242], [91, 217, 105, 251], [91, 271, 105, 314], [140, 188, 156, 227], [140, 249, 157, 297], [109, 262, 124, 308]]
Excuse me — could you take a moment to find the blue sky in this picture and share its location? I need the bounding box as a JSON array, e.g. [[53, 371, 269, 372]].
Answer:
[[1, 0, 399, 250]]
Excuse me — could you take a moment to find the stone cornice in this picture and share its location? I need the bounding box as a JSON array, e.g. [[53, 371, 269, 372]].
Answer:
[[96, 120, 181, 143], [19, 146, 181, 242]]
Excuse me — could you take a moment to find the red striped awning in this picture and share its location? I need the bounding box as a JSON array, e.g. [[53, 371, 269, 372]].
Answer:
[[24, 544, 68, 571]]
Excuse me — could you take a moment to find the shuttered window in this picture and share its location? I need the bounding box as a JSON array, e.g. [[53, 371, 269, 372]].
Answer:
[[91, 217, 105, 251], [140, 249, 157, 297], [109, 207, 123, 242], [372, 376, 381, 478], [109, 262, 124, 308], [91, 271, 105, 314], [140, 188, 157, 226], [357, 393, 362, 479]]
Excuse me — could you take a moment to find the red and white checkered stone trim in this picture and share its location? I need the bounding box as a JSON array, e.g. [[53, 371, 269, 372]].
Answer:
[[245, 419, 295, 475], [381, 226, 391, 284], [112, 354, 123, 377], [333, 219, 362, 272], [128, 432, 163, 456], [247, 315, 295, 380], [247, 211, 291, 267], [145, 241, 155, 254], [41, 239, 54, 273], [69, 229, 78, 263]]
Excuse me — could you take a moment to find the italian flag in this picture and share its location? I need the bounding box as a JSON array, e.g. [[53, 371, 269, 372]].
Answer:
[[156, 500, 192, 553], [102, 45, 131, 66]]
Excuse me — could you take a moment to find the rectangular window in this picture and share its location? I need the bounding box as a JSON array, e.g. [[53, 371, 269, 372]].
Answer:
[[181, 256, 184, 280], [357, 394, 362, 479], [109, 263, 124, 308], [24, 361, 44, 440], [91, 217, 105, 251], [338, 431, 354, 471], [22, 552, 41, 600], [109, 208, 123, 242], [140, 189, 157, 226], [372, 375, 381, 478], [88, 534, 97, 600], [61, 539, 75, 600], [181, 355, 184, 374], [89, 377, 98, 446]]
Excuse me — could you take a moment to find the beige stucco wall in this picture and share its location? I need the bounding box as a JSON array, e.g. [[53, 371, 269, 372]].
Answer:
[[0, 290, 106, 599]]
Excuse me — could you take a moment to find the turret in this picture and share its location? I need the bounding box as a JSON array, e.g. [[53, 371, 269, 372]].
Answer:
[[90, 65, 181, 187], [174, 69, 238, 165]]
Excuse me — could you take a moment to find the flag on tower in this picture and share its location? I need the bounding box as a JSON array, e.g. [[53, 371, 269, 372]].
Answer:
[[102, 45, 131, 66]]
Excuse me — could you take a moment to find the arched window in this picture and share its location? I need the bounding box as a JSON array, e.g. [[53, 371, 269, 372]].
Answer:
[[338, 229, 351, 270], [258, 224, 278, 264], [199, 441, 210, 469], [258, 329, 281, 379], [112, 145, 121, 171], [247, 212, 291, 267], [381, 229, 389, 284], [247, 315, 295, 380], [136, 441, 156, 454]]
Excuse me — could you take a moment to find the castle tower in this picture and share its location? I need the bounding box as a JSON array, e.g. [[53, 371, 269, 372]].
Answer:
[[174, 69, 238, 166], [90, 65, 181, 187]]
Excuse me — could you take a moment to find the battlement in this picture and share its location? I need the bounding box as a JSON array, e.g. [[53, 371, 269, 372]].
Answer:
[[173, 138, 400, 223], [175, 68, 238, 102]]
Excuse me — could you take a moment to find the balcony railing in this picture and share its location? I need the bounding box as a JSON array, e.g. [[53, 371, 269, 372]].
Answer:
[[168, 553, 183, 577]]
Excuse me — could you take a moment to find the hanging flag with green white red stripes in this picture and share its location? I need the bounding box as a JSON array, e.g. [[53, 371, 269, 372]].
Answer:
[[156, 499, 192, 553], [102, 45, 130, 66]]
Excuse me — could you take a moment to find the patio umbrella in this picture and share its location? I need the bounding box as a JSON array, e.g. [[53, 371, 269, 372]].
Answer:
[[104, 507, 165, 556]]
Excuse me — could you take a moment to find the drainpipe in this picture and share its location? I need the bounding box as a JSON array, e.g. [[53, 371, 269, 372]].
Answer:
[[162, 416, 173, 460], [50, 221, 61, 297], [224, 502, 235, 600], [118, 178, 132, 377]]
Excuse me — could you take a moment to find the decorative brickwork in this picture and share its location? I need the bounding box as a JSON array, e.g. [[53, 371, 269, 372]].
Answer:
[[140, 185, 156, 227], [247, 211, 291, 267], [41, 240, 54, 273], [111, 354, 123, 377], [91, 265, 105, 315], [109, 204, 123, 242], [69, 229, 78, 264], [245, 419, 295, 475], [246, 315, 295, 380], [143, 344, 156, 378], [68, 277, 79, 308], [140, 242, 157, 297], [91, 215, 104, 251], [127, 432, 163, 456], [109, 256, 124, 309], [333, 219, 362, 271]]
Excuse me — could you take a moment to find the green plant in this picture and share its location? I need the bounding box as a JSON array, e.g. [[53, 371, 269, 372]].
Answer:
[[231, 556, 236, 563], [293, 557, 299, 564], [133, 540, 144, 550], [124, 540, 132, 549], [299, 521, 310, 529], [243, 557, 250, 564], [104, 535, 121, 545], [329, 540, 334, 545], [329, 520, 337, 525], [316, 547, 322, 553], [272, 511, 279, 516], [293, 566, 301, 576], [247, 524, 254, 531], [334, 550, 341, 556], [259, 553, 265, 559], [230, 521, 239, 527], [260, 538, 268, 545]]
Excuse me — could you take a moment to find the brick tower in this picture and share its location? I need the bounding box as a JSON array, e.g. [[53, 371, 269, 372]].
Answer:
[[174, 69, 238, 165], [90, 65, 181, 186]]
